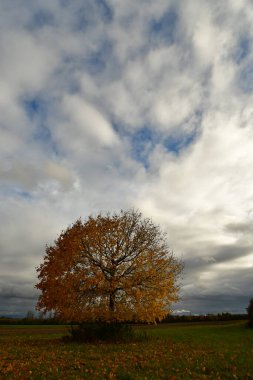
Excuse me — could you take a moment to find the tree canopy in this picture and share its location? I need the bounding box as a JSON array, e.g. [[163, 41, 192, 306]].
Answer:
[[36, 209, 183, 323]]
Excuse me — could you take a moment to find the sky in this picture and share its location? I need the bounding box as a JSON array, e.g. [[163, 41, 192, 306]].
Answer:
[[0, 0, 253, 317]]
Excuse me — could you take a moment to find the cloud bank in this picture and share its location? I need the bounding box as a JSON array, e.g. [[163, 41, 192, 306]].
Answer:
[[1, 0, 253, 316]]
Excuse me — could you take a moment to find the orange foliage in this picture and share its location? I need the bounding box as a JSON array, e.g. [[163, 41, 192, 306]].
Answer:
[[36, 210, 183, 323]]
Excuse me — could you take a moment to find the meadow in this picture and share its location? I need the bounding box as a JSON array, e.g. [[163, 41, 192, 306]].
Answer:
[[0, 321, 252, 379]]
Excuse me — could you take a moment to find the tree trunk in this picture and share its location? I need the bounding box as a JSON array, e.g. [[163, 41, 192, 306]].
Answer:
[[109, 293, 115, 312]]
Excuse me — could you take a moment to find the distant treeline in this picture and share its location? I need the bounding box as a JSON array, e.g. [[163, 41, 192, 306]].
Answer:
[[162, 312, 248, 323], [0, 316, 61, 325], [0, 312, 247, 325]]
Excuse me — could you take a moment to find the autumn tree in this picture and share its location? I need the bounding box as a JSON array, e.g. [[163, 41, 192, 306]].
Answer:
[[36, 209, 183, 324]]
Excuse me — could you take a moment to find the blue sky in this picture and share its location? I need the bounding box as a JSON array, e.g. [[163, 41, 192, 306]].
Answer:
[[1, 0, 253, 316]]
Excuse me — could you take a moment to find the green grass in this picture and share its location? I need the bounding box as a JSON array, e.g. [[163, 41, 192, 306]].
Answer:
[[0, 321, 252, 379]]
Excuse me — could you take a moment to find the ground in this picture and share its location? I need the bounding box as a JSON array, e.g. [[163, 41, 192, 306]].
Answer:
[[0, 321, 252, 379]]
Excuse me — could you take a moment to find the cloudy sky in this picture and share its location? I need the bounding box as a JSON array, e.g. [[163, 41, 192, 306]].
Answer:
[[1, 0, 253, 317]]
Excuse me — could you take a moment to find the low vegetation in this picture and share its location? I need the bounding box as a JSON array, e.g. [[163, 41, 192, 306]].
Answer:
[[0, 320, 252, 379], [67, 322, 140, 343], [247, 298, 253, 328]]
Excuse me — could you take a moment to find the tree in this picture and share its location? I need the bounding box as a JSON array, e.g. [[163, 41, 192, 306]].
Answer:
[[36, 209, 183, 324], [247, 298, 253, 328], [26, 310, 35, 320]]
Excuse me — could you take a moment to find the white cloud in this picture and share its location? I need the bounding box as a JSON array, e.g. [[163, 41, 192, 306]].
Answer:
[[61, 94, 119, 148], [0, 158, 74, 192], [45, 161, 73, 188], [0, 31, 58, 98]]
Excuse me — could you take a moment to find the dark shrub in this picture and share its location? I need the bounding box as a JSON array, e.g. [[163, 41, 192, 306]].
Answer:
[[67, 322, 136, 343], [247, 298, 253, 328]]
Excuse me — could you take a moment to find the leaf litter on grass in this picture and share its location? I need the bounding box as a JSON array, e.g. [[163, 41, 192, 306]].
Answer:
[[0, 322, 253, 379]]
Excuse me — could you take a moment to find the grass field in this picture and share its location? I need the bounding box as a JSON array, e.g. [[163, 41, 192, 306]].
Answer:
[[0, 321, 252, 379]]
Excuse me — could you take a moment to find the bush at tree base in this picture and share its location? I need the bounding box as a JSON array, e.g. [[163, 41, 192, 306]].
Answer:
[[66, 322, 146, 343]]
